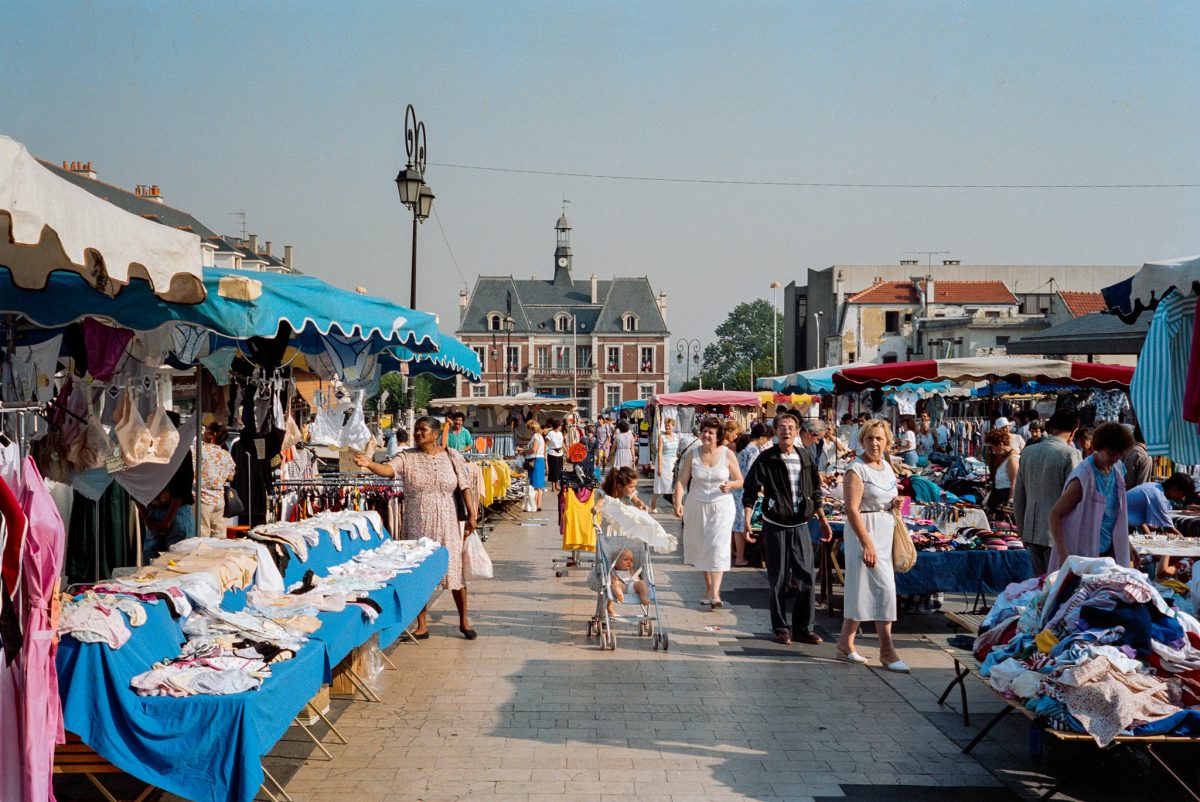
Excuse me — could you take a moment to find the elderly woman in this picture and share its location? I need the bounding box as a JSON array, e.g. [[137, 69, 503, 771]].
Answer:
[[1048, 421, 1134, 571], [355, 416, 480, 639], [837, 419, 908, 672], [674, 417, 744, 609], [984, 428, 1019, 513], [651, 417, 680, 514]]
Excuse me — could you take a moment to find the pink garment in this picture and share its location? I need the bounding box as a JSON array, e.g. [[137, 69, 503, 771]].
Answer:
[[1048, 459, 1129, 573], [0, 475, 29, 802], [1185, 297, 1200, 423], [16, 457, 66, 801], [81, 318, 133, 382]]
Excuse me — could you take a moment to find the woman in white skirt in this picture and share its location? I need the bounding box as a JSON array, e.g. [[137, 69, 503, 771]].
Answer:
[[837, 418, 909, 672], [674, 418, 743, 609], [651, 417, 680, 513]]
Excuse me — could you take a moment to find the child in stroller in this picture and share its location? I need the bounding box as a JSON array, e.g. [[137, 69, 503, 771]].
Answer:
[[608, 547, 650, 620]]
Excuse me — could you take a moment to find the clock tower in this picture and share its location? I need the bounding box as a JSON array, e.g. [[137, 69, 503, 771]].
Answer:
[[552, 212, 572, 287]]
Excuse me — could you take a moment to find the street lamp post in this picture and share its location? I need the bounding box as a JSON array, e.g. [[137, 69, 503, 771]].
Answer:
[[813, 311, 824, 369], [395, 104, 434, 424], [770, 281, 781, 374], [676, 338, 701, 389], [503, 315, 514, 395]]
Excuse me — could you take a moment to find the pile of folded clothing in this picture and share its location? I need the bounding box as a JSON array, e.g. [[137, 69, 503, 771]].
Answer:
[[975, 556, 1200, 745]]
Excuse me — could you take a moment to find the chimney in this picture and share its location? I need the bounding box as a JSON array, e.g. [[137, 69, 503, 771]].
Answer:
[[264, 241, 272, 256], [942, 259, 960, 265], [134, 184, 164, 204], [248, 234, 259, 254], [284, 245, 294, 269], [65, 160, 97, 179], [925, 275, 936, 307], [590, 274, 598, 303], [900, 259, 919, 266], [656, 291, 668, 323], [458, 290, 470, 325]]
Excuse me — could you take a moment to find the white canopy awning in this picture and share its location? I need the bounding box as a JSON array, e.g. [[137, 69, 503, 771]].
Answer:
[[429, 394, 577, 411], [0, 134, 204, 302]]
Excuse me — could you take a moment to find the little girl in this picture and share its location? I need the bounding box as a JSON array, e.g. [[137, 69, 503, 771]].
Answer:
[[608, 547, 651, 618], [601, 466, 648, 511]]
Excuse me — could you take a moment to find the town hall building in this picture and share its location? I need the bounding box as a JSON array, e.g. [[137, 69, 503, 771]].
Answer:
[[455, 214, 669, 419]]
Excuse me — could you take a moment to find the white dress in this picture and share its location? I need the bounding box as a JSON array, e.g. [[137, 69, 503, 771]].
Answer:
[[844, 459, 899, 622], [681, 446, 735, 571], [653, 433, 680, 494]]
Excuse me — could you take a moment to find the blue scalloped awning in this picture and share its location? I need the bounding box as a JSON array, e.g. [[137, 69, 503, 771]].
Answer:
[[0, 266, 441, 352], [382, 332, 482, 381], [1103, 255, 1200, 323]]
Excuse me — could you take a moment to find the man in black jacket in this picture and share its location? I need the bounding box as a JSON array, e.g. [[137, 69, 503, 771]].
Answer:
[[742, 413, 832, 645]]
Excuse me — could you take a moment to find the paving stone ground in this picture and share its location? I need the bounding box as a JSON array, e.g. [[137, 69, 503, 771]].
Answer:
[[111, 485, 1196, 802]]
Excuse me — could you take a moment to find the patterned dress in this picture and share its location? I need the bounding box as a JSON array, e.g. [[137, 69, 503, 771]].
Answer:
[[387, 447, 471, 590]]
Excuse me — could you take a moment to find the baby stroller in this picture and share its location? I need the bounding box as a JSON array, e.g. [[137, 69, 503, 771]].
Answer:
[[586, 526, 669, 652]]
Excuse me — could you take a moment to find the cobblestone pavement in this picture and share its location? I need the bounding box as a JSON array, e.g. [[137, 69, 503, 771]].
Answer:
[[142, 490, 1185, 802]]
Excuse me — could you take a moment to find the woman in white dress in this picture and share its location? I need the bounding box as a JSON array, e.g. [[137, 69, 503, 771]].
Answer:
[[673, 418, 743, 609], [837, 418, 909, 672], [651, 417, 680, 513]]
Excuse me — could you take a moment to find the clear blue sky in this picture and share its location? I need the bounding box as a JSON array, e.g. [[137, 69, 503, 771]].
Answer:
[[4, 1, 1198, 367]]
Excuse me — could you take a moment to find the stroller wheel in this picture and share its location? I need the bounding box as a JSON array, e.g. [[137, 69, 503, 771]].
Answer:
[[604, 628, 617, 651], [661, 632, 669, 652], [652, 633, 660, 651]]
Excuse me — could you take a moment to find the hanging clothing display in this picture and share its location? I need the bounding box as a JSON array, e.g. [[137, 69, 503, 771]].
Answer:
[[81, 318, 133, 382], [17, 458, 66, 801], [1, 334, 62, 403], [561, 487, 596, 552], [1131, 291, 1200, 464]]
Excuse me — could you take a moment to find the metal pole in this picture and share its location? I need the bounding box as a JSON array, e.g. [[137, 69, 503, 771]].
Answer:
[[194, 366, 203, 535], [772, 285, 778, 374], [409, 210, 418, 310], [572, 315, 577, 409]]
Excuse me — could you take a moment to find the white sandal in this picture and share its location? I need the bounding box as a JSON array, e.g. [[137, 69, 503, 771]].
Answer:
[[882, 659, 911, 673], [836, 650, 869, 664]]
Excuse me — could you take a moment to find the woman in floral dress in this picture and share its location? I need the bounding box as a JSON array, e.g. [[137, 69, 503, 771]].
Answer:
[[355, 416, 480, 639]]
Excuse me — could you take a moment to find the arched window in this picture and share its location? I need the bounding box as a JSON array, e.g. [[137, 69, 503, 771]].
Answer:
[[555, 313, 572, 332], [622, 312, 639, 332], [487, 312, 502, 331]]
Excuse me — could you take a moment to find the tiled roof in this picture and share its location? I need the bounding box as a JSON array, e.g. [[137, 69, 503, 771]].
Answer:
[[458, 273, 667, 334], [847, 280, 1016, 305], [39, 160, 219, 240], [1058, 291, 1107, 318]]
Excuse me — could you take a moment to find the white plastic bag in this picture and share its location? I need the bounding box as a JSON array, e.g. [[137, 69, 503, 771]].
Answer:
[[463, 531, 494, 580], [360, 634, 386, 696]]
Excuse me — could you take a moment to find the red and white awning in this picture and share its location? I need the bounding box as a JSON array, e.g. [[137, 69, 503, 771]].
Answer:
[[0, 134, 204, 302], [832, 357, 1133, 392]]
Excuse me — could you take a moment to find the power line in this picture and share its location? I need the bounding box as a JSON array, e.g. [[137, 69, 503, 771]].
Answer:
[[431, 205, 468, 290], [430, 161, 1200, 190]]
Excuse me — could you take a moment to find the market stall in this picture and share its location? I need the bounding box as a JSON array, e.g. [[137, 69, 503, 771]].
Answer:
[[428, 393, 577, 457], [56, 511, 446, 802]]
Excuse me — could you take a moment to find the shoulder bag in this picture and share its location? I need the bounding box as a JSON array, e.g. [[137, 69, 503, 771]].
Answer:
[[223, 484, 245, 518], [891, 508, 917, 573], [446, 448, 470, 522]]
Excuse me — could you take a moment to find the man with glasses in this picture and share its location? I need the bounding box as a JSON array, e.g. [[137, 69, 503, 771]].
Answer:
[[742, 413, 831, 645]]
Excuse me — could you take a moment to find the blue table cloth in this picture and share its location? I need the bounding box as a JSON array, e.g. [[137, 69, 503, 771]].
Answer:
[[894, 549, 1033, 596], [56, 521, 448, 802]]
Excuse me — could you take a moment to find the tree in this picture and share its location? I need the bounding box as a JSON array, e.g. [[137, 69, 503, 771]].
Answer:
[[368, 372, 455, 416], [699, 299, 782, 390]]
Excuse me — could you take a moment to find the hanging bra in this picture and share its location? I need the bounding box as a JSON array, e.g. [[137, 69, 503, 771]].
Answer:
[[308, 390, 372, 451], [114, 384, 154, 466], [68, 396, 113, 471], [145, 403, 180, 463]]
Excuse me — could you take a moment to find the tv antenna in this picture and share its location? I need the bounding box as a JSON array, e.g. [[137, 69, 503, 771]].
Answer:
[[230, 209, 247, 239], [562, 196, 570, 213], [904, 250, 950, 269]]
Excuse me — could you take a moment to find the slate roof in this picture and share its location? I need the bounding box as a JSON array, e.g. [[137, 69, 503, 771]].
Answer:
[[847, 280, 1016, 305], [458, 273, 667, 335], [39, 160, 219, 240], [1006, 312, 1148, 356], [1058, 291, 1107, 318]]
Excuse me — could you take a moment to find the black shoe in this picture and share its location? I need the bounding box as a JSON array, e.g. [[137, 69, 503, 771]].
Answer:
[[402, 631, 430, 642], [459, 627, 478, 640]]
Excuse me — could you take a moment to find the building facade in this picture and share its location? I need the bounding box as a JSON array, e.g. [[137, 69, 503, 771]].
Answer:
[[455, 215, 669, 419], [783, 261, 1137, 371]]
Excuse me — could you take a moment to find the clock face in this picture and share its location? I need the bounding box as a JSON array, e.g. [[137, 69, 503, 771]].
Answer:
[[557, 257, 568, 267]]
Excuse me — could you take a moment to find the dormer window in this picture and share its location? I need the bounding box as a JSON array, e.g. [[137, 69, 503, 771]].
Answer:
[[555, 313, 572, 332], [622, 312, 639, 332], [487, 313, 503, 331]]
